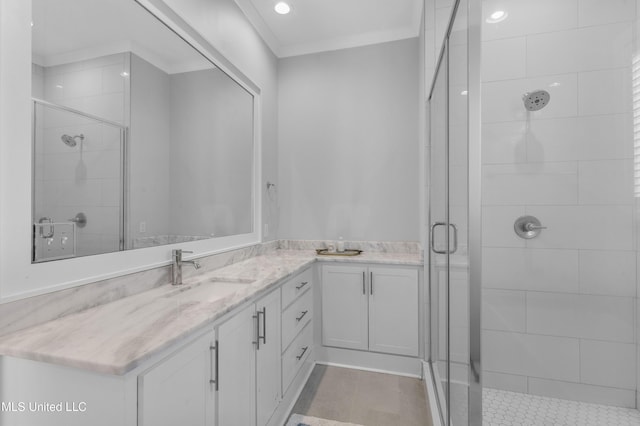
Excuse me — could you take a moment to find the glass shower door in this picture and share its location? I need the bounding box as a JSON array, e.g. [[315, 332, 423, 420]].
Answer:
[[429, 39, 450, 425], [448, 1, 471, 424], [428, 0, 474, 424]]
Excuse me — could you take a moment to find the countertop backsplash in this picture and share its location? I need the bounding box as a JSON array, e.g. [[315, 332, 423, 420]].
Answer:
[[0, 239, 419, 339]]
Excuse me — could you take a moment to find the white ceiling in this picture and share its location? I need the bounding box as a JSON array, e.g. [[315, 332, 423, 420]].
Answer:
[[235, 0, 424, 57]]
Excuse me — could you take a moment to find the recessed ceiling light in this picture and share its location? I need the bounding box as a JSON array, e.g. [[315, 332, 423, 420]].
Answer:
[[486, 10, 508, 24], [55, 84, 63, 89], [460, 90, 468, 96], [274, 2, 291, 15], [30, 21, 34, 27], [120, 71, 129, 77]]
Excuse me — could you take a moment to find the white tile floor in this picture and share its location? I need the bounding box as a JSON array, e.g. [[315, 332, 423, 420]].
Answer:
[[483, 388, 640, 426]]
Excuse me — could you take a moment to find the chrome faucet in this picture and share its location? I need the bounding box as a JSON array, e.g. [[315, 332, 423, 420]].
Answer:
[[171, 249, 201, 285]]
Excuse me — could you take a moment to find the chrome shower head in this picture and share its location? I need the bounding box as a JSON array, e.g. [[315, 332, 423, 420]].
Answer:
[[61, 135, 76, 147], [522, 90, 550, 111], [61, 134, 84, 147]]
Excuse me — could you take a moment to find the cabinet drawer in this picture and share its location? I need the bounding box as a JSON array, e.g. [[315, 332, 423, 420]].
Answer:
[[282, 267, 313, 309], [281, 289, 313, 352], [282, 322, 313, 394]]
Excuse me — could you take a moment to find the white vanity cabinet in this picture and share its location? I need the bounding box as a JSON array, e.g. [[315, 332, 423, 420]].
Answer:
[[321, 265, 369, 351], [0, 266, 315, 426], [217, 288, 281, 426], [322, 264, 419, 357], [138, 330, 216, 426]]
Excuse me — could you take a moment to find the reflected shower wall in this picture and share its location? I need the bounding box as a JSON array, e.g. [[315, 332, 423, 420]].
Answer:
[[32, 99, 125, 261]]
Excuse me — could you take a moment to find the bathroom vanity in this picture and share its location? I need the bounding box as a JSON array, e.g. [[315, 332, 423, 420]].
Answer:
[[0, 245, 422, 426]]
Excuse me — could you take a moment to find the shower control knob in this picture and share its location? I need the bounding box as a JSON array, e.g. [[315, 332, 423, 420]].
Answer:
[[68, 212, 87, 228], [514, 215, 546, 239], [524, 223, 547, 231]]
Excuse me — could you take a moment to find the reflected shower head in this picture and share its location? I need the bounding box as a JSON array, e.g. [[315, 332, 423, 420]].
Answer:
[[61, 134, 84, 147], [522, 90, 550, 111]]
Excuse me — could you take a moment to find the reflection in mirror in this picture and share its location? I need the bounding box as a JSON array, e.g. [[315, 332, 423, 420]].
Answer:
[[31, 0, 254, 262]]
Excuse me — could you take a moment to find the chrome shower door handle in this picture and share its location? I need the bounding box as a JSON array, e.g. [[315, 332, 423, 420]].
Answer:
[[431, 222, 447, 254], [430, 222, 458, 254], [38, 217, 55, 238], [449, 223, 458, 254]]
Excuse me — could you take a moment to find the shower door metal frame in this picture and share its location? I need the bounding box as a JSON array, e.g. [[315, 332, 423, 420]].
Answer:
[[467, 0, 482, 424], [426, 0, 482, 424], [428, 35, 451, 426], [31, 98, 129, 262]]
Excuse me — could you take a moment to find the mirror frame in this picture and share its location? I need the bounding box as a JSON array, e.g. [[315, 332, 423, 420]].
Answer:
[[0, 0, 262, 302]]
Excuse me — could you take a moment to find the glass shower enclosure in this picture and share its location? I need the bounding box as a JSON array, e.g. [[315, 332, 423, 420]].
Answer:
[[428, 0, 639, 425], [32, 99, 126, 262], [427, 0, 481, 424]]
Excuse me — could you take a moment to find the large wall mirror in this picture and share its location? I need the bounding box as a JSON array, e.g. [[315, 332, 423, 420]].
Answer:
[[31, 0, 255, 262]]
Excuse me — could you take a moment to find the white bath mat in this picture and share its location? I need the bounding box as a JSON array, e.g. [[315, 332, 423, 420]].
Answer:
[[286, 413, 364, 426]]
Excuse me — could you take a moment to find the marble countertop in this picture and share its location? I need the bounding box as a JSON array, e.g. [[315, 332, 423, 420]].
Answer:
[[0, 249, 421, 376]]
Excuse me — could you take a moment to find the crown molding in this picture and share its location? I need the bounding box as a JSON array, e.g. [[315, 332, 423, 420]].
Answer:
[[232, 0, 422, 58], [279, 27, 419, 58], [233, 0, 282, 57]]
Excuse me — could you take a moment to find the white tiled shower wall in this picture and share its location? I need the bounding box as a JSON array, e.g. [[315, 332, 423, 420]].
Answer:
[[32, 54, 128, 257], [479, 0, 639, 408]]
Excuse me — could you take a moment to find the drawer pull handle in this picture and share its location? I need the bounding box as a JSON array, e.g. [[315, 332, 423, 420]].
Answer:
[[296, 281, 309, 290], [209, 341, 219, 390], [296, 346, 309, 360], [253, 307, 267, 350], [259, 307, 267, 345], [252, 313, 260, 350], [296, 310, 309, 322]]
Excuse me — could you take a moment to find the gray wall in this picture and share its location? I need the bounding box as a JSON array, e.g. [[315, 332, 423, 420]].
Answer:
[[129, 53, 171, 245], [169, 69, 253, 238], [164, 0, 279, 241], [277, 38, 420, 241]]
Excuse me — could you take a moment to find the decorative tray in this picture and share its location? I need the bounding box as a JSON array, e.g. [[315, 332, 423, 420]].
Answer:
[[316, 249, 363, 257]]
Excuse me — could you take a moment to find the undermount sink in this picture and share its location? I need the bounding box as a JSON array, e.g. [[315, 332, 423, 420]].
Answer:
[[165, 278, 255, 303]]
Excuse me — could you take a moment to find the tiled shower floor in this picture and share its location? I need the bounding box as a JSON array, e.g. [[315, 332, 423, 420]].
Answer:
[[483, 388, 640, 426]]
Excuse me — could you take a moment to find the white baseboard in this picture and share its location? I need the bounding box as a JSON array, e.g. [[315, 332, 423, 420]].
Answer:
[[315, 345, 422, 377]]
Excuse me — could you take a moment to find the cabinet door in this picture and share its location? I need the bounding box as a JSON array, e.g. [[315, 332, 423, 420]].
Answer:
[[321, 265, 368, 350], [139, 330, 215, 426], [218, 303, 256, 426], [368, 267, 419, 356], [256, 289, 282, 426]]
